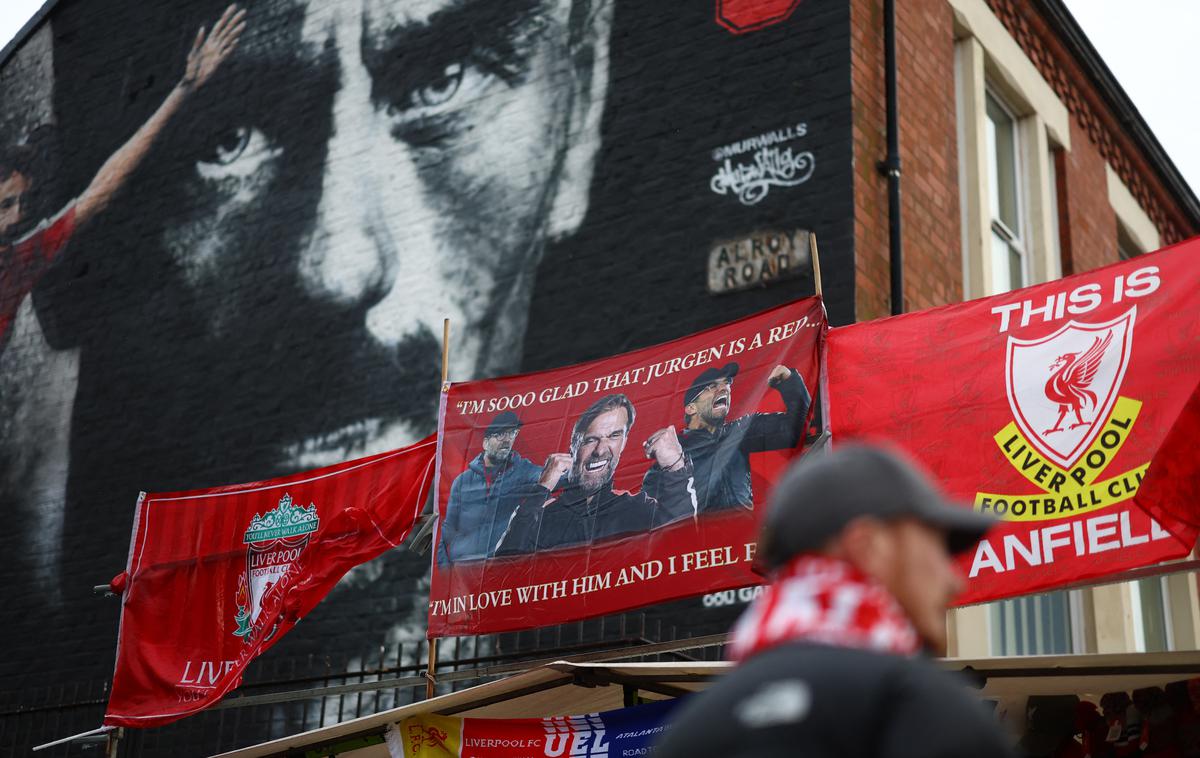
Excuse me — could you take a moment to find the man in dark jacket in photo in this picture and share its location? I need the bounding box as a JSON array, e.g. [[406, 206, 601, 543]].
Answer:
[[656, 444, 1015, 758], [439, 411, 541, 562], [495, 394, 697, 555], [642, 362, 809, 513]]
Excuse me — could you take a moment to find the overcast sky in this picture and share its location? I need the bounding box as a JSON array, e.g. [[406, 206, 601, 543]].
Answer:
[[1, 0, 1197, 198]]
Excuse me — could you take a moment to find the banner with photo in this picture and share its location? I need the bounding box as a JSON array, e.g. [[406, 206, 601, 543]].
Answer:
[[827, 241, 1200, 604], [103, 436, 436, 728], [428, 298, 824, 637], [385, 698, 678, 757]]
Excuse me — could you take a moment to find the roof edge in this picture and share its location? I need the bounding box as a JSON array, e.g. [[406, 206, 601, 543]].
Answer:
[[0, 0, 59, 71], [1037, 0, 1200, 231]]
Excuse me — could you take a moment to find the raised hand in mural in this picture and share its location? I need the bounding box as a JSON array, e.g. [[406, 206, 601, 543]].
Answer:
[[0, 6, 247, 349], [73, 4, 246, 227], [181, 4, 248, 91]]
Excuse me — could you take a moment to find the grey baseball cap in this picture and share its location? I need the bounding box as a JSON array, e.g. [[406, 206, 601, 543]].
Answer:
[[758, 443, 997, 570]]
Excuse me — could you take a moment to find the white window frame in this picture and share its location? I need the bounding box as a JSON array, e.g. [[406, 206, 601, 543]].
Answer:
[[1130, 575, 1175, 653], [984, 89, 1030, 293], [952, 0, 1069, 301]]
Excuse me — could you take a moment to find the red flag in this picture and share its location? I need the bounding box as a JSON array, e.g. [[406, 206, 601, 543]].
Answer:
[[827, 240, 1200, 603], [429, 298, 825, 637], [103, 435, 436, 728]]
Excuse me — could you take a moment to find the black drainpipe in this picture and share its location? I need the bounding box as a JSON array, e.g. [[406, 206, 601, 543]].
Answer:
[[880, 0, 904, 315]]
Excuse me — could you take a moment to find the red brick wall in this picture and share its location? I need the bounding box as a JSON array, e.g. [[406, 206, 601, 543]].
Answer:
[[1057, 118, 1118, 275], [852, 0, 963, 323], [851, 0, 1196, 324]]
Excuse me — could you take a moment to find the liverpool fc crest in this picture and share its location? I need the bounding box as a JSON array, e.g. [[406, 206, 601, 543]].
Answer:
[[233, 494, 319, 640], [1005, 308, 1136, 470]]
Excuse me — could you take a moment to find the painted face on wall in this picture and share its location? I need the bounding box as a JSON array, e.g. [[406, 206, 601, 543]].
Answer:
[[0, 171, 30, 242], [148, 0, 610, 470]]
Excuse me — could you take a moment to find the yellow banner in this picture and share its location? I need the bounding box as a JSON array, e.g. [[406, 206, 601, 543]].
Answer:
[[396, 714, 463, 757], [979, 397, 1148, 522]]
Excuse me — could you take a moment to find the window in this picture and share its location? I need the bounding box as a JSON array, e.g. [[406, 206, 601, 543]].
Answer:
[[990, 590, 1077, 655], [955, 30, 1066, 300], [985, 92, 1027, 293], [1117, 223, 1142, 260], [1132, 576, 1172, 652]]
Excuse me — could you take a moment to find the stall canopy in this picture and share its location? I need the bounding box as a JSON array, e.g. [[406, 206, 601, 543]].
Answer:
[[215, 652, 1200, 758], [214, 661, 720, 758]]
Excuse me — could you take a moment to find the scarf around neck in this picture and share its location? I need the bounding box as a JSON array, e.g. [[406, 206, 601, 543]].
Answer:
[[728, 554, 921, 662]]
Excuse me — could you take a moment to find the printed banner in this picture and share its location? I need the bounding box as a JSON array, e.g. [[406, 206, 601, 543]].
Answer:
[[827, 241, 1200, 603], [103, 436, 436, 728], [385, 699, 678, 758], [429, 298, 824, 636]]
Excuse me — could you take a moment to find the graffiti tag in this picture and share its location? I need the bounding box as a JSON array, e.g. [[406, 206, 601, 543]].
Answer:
[[709, 146, 815, 206]]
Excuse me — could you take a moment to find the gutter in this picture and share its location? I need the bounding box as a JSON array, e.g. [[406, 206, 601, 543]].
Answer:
[[880, 0, 904, 315]]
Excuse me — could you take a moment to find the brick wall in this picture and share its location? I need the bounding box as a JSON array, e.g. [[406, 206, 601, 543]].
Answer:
[[852, 0, 964, 322], [1057, 118, 1119, 274], [851, 0, 1195, 324]]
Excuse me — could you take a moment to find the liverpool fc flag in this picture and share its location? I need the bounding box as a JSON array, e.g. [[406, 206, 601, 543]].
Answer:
[[103, 436, 436, 728], [828, 240, 1200, 603]]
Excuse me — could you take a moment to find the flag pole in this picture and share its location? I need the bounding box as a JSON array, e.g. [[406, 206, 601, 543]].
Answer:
[[426, 318, 450, 700], [809, 231, 823, 297]]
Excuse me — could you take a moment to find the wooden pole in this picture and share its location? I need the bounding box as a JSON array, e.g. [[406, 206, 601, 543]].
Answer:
[[425, 637, 438, 700], [441, 318, 451, 388], [105, 728, 121, 758], [426, 318, 450, 700], [809, 231, 823, 298]]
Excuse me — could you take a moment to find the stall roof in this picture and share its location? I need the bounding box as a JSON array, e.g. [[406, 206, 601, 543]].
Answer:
[[947, 649, 1200, 698], [214, 661, 725, 758], [216, 652, 1200, 758]]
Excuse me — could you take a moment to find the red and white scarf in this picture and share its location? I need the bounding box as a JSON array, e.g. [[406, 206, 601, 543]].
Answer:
[[728, 555, 921, 662]]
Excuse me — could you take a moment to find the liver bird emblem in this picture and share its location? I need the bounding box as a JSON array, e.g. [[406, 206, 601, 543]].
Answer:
[[421, 726, 449, 748], [1042, 331, 1112, 435]]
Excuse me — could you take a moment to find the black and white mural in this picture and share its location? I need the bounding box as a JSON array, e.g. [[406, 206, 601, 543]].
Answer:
[[0, 0, 854, 701]]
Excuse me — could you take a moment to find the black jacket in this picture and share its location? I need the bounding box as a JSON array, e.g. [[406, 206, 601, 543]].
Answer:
[[643, 368, 809, 512], [494, 463, 697, 555], [655, 642, 1015, 758]]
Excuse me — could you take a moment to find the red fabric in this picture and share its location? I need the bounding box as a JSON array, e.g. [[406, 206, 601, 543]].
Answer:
[[103, 435, 436, 728], [429, 298, 824, 637], [827, 239, 1200, 604], [0, 202, 76, 344], [727, 555, 919, 662]]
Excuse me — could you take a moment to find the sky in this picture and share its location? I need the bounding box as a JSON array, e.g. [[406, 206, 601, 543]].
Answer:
[[0, 0, 1197, 198]]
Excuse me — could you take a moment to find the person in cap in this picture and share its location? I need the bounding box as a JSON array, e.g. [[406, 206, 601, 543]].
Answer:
[[643, 362, 809, 513], [439, 410, 542, 562], [495, 394, 697, 555], [656, 444, 1014, 758]]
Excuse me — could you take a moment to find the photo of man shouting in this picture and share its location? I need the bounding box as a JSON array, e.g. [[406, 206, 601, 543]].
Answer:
[[495, 394, 697, 555], [644, 362, 810, 512]]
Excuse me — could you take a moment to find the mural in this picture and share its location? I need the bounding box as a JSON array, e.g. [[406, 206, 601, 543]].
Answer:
[[0, 0, 854, 699]]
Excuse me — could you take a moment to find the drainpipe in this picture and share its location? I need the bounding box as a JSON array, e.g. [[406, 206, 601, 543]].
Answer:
[[880, 0, 904, 315]]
